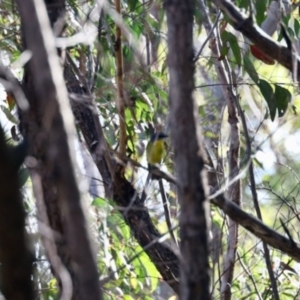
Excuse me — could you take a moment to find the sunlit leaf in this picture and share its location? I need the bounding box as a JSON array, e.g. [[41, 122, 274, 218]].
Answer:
[[294, 19, 300, 37], [92, 197, 109, 208], [135, 250, 159, 292], [0, 105, 18, 124], [130, 276, 138, 290], [18, 167, 29, 187]]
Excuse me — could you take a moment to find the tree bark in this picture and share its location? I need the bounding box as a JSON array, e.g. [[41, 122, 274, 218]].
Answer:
[[64, 52, 181, 294], [165, 0, 211, 298], [0, 127, 34, 300], [16, 0, 102, 298]]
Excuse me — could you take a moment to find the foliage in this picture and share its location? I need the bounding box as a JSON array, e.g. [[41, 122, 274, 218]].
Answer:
[[1, 0, 300, 298]]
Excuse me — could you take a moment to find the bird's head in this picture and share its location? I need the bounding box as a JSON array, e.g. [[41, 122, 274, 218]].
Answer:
[[150, 132, 168, 142]]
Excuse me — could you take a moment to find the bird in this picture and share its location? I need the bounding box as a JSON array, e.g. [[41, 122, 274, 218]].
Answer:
[[146, 132, 168, 168]]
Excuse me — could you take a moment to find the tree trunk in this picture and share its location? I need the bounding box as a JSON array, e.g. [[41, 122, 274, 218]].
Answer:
[[16, 0, 102, 298], [165, 0, 211, 298]]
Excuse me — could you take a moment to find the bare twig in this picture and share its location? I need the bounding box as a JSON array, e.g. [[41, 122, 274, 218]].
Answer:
[[212, 194, 300, 262], [158, 179, 177, 245], [0, 59, 29, 111], [193, 11, 221, 62], [115, 0, 127, 162], [31, 170, 72, 300], [237, 102, 279, 300], [197, 1, 240, 298], [237, 252, 262, 300]]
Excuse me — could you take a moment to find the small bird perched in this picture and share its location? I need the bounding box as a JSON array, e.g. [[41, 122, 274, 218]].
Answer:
[[144, 131, 168, 184], [146, 132, 168, 167]]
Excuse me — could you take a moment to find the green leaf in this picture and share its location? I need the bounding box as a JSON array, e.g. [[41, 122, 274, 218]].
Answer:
[[18, 168, 29, 187], [131, 21, 143, 39], [119, 221, 131, 240], [295, 19, 300, 37], [0, 105, 18, 124], [127, 0, 139, 11], [221, 31, 241, 65], [123, 295, 134, 300], [92, 197, 109, 208], [255, 0, 267, 26], [204, 131, 218, 139], [229, 40, 241, 65], [243, 55, 259, 83], [274, 84, 291, 117], [259, 80, 276, 121], [136, 251, 159, 292], [287, 26, 295, 40], [130, 276, 138, 290], [220, 45, 229, 57], [236, 0, 249, 9]]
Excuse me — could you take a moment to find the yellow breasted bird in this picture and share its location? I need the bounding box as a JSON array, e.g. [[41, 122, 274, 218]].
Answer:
[[146, 132, 168, 167]]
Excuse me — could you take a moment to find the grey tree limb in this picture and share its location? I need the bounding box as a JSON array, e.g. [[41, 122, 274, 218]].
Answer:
[[165, 0, 211, 298], [16, 0, 102, 298], [197, 1, 240, 297], [211, 194, 300, 262]]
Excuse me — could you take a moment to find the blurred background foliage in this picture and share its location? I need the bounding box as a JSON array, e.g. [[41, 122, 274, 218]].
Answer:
[[1, 0, 300, 299]]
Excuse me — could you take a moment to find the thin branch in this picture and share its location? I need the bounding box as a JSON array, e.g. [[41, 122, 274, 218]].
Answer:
[[212, 194, 300, 262], [115, 0, 127, 162], [143, 0, 151, 68], [237, 252, 262, 300], [91, 9, 103, 93], [0, 59, 29, 111], [31, 170, 72, 300], [193, 11, 221, 62], [116, 157, 300, 276], [158, 179, 177, 245], [197, 1, 240, 298], [237, 103, 279, 300]]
